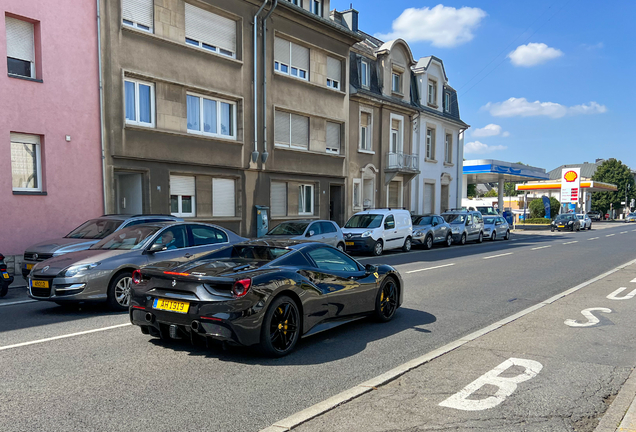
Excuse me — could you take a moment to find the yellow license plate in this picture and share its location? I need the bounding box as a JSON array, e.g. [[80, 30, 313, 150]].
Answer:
[[32, 280, 49, 288], [2, 273, 9, 279], [153, 298, 190, 314], [558, 225, 565, 228], [26, 264, 34, 270], [345, 241, 354, 246]]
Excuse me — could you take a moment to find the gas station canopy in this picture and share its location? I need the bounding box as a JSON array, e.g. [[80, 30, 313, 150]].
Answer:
[[516, 180, 618, 193], [463, 160, 549, 184]]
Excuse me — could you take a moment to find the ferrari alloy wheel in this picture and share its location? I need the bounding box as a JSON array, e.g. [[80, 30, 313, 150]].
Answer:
[[374, 278, 398, 322], [445, 234, 453, 247], [424, 235, 433, 250], [260, 296, 300, 357], [107, 272, 133, 311], [373, 240, 384, 256], [491, 231, 497, 241]]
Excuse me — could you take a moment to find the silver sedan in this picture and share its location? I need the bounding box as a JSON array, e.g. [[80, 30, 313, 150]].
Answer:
[[27, 222, 246, 310]]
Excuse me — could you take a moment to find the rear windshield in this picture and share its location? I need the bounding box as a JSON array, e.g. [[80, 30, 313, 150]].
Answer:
[[443, 214, 466, 224], [90, 226, 160, 250], [203, 245, 291, 262], [267, 222, 309, 236], [66, 219, 122, 239], [412, 216, 433, 226], [484, 217, 497, 224], [476, 207, 499, 215], [345, 214, 383, 229]]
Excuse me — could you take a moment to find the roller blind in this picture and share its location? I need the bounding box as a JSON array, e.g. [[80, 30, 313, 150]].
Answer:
[[170, 175, 195, 196], [271, 182, 287, 216], [388, 182, 399, 208], [290, 114, 308, 148], [5, 17, 34, 62], [212, 178, 235, 217], [326, 122, 340, 152], [327, 57, 341, 82], [274, 110, 290, 146], [122, 0, 154, 29], [185, 3, 236, 54], [361, 112, 370, 128], [291, 43, 309, 71], [10, 133, 39, 145], [424, 184, 434, 214], [274, 36, 290, 65]]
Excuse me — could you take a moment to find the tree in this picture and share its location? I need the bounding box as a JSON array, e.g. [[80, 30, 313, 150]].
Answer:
[[504, 182, 521, 196], [529, 197, 560, 218], [484, 188, 498, 197], [591, 159, 636, 214], [466, 184, 476, 198]]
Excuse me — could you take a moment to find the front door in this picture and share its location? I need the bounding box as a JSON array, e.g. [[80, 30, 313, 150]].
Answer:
[[115, 172, 143, 215], [329, 185, 344, 226], [383, 214, 401, 250]]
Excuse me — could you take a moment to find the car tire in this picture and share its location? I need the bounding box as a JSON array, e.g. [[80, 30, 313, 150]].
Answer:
[[373, 277, 399, 323], [337, 242, 346, 252], [423, 235, 433, 250], [504, 230, 511, 240], [588, 224, 592, 230], [460, 233, 467, 245], [477, 231, 483, 243], [372, 240, 384, 256], [107, 271, 133, 311], [0, 283, 8, 298], [445, 233, 453, 247], [402, 237, 412, 252], [491, 231, 497, 241], [259, 295, 300, 357], [551, 228, 555, 232]]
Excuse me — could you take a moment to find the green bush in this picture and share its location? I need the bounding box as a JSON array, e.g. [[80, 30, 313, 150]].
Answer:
[[528, 198, 560, 218], [519, 218, 551, 225]]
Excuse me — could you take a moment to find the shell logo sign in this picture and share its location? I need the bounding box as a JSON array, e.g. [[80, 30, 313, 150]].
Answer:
[[561, 168, 581, 203], [564, 170, 578, 182]]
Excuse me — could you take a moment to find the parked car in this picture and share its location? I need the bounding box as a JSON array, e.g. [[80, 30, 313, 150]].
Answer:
[[411, 214, 452, 249], [551, 214, 581, 232], [264, 220, 345, 251], [22, 214, 183, 279], [483, 216, 511, 241], [342, 209, 413, 256], [441, 210, 485, 245], [626, 213, 636, 223], [27, 222, 246, 310], [129, 240, 403, 356], [587, 211, 602, 222], [1, 253, 14, 297], [576, 214, 593, 230]]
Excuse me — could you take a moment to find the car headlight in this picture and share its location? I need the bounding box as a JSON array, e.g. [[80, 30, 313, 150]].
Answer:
[[452, 227, 460, 233], [484, 228, 490, 233], [568, 221, 573, 224], [59, 263, 100, 278], [361, 230, 372, 238], [414, 231, 422, 237]]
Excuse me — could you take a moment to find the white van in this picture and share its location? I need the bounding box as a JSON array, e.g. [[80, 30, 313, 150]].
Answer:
[[342, 209, 413, 256]]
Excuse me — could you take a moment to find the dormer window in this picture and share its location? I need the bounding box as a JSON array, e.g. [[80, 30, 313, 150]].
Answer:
[[392, 73, 401, 93], [427, 80, 437, 106], [312, 0, 322, 16], [361, 60, 369, 88], [444, 92, 450, 111]]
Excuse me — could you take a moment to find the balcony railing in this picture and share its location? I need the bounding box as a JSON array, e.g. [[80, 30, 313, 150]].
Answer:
[[386, 152, 419, 171]]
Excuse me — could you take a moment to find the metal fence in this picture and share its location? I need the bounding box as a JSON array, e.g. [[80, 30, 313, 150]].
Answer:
[[387, 152, 419, 171]]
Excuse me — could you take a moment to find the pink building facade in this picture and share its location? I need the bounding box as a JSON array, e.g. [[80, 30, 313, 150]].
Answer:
[[1, 1, 103, 262]]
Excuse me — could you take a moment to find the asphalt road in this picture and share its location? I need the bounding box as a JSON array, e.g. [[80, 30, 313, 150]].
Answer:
[[1, 223, 635, 432]]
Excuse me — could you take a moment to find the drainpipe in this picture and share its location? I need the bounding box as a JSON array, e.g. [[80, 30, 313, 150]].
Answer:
[[261, 0, 278, 164], [96, 0, 107, 214], [252, 0, 269, 164]]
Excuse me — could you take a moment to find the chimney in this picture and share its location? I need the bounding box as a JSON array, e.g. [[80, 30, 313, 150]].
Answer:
[[341, 8, 359, 33]]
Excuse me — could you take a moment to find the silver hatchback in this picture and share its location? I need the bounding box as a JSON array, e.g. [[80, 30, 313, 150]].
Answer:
[[411, 214, 453, 249], [483, 216, 511, 241], [264, 220, 346, 251]]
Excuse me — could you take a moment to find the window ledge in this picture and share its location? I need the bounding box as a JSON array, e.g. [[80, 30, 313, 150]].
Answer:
[[121, 25, 243, 66], [13, 190, 47, 196], [275, 145, 345, 158], [391, 91, 404, 97], [8, 74, 43, 83], [274, 71, 346, 95], [427, 103, 439, 109], [125, 125, 244, 146], [358, 149, 375, 155], [424, 158, 438, 164], [444, 162, 454, 167]]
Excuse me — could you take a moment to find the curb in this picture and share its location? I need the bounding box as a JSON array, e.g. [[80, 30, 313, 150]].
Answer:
[[594, 367, 636, 432]]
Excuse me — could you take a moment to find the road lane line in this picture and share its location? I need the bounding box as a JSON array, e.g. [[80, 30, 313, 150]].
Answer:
[[483, 252, 513, 260], [0, 300, 37, 307], [261, 257, 636, 432], [531, 245, 552, 250], [588, 237, 599, 241], [563, 241, 579, 245], [620, 231, 628, 234], [0, 323, 131, 352], [607, 234, 615, 237], [406, 263, 455, 274]]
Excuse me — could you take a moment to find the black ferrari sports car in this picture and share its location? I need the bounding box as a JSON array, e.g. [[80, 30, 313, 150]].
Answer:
[[129, 240, 403, 356]]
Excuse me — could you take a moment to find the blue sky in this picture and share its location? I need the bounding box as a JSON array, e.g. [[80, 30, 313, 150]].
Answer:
[[331, 0, 635, 171]]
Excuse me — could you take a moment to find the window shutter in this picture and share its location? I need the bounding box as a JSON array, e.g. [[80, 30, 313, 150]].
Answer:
[[290, 114, 308, 148], [327, 57, 341, 82], [122, 0, 154, 29], [291, 42, 309, 71], [271, 182, 287, 216], [361, 112, 370, 128], [424, 184, 434, 214], [388, 182, 399, 208], [212, 178, 235, 217], [391, 119, 400, 131], [170, 175, 195, 196], [274, 37, 290, 65], [326, 122, 340, 152], [185, 3, 236, 54], [274, 110, 290, 145], [10, 133, 39, 145], [5, 17, 34, 62]]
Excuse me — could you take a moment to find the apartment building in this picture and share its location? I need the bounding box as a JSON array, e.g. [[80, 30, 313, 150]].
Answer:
[[100, 0, 361, 236], [1, 1, 103, 258]]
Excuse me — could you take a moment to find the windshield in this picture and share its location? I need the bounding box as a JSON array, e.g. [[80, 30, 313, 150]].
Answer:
[[443, 214, 466, 224], [476, 206, 499, 215], [90, 226, 160, 250], [412, 216, 433, 226], [556, 214, 572, 221], [484, 217, 497, 224], [267, 222, 309, 236], [576, 215, 584, 219], [345, 214, 384, 229], [66, 219, 122, 239]]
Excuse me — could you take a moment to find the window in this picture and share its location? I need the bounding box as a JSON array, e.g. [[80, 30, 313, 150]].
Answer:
[[190, 225, 228, 246], [187, 94, 236, 138], [360, 60, 369, 88], [287, 0, 300, 5], [426, 127, 435, 160], [392, 73, 401, 93], [170, 175, 196, 217], [353, 178, 361, 209], [360, 112, 371, 151], [212, 178, 236, 217], [274, 110, 309, 149], [390, 118, 401, 153], [384, 214, 395, 229], [428, 80, 437, 105], [274, 37, 309, 81], [319, 222, 337, 234], [326, 122, 341, 154], [5, 16, 35, 78], [124, 79, 155, 127], [307, 248, 359, 272], [271, 182, 287, 216], [299, 184, 314, 215], [445, 134, 452, 164], [185, 3, 236, 57], [311, 0, 322, 16], [122, 0, 153, 32], [152, 226, 188, 250], [444, 92, 450, 111], [11, 133, 41, 192], [326, 56, 341, 90]]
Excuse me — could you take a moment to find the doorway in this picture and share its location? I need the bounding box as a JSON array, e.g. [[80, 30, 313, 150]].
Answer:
[[115, 172, 143, 215], [329, 185, 343, 226]]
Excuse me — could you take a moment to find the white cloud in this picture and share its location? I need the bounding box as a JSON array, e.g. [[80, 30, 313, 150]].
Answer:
[[581, 42, 604, 50], [472, 124, 505, 137], [502, 131, 510, 137], [482, 97, 607, 118], [508, 43, 563, 67], [465, 141, 507, 154], [376, 5, 487, 48]]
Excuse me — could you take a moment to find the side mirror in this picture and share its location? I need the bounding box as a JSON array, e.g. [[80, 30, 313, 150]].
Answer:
[[145, 243, 167, 254], [306, 230, 315, 237], [432, 221, 438, 227], [364, 264, 378, 275]]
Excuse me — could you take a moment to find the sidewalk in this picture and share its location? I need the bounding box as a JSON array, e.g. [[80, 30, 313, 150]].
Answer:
[[263, 259, 636, 432]]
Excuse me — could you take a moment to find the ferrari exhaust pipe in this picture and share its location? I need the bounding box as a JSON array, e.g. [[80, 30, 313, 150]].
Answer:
[[145, 312, 153, 322], [191, 320, 202, 333]]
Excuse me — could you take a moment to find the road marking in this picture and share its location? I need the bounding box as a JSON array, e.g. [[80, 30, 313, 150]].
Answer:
[[260, 257, 636, 432], [563, 241, 579, 245], [0, 299, 37, 307], [606, 234, 615, 237], [588, 237, 599, 241], [620, 231, 628, 234], [483, 252, 513, 260], [406, 263, 455, 274], [0, 323, 131, 352], [531, 245, 552, 250], [633, 229, 636, 232], [607, 287, 636, 300], [564, 308, 612, 327]]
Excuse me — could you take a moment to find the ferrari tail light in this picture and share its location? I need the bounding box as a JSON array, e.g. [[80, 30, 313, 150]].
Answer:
[[164, 271, 189, 277], [0, 254, 4, 261], [132, 269, 143, 285], [232, 278, 252, 298]]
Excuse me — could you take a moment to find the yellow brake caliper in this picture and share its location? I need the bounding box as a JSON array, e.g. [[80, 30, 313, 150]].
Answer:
[[277, 307, 288, 335], [380, 291, 385, 310]]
